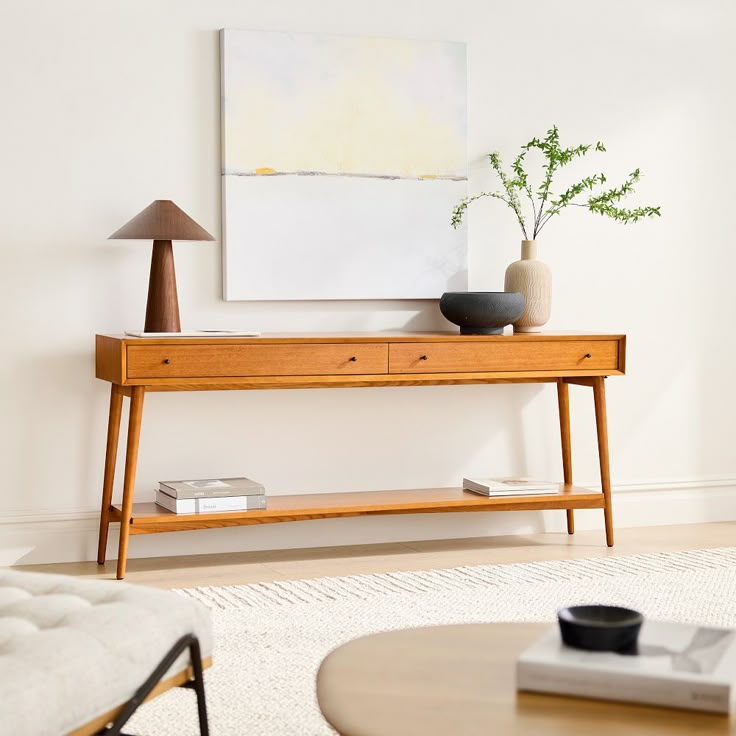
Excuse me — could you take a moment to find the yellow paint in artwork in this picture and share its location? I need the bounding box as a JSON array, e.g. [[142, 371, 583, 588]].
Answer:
[[255, 167, 277, 175], [420, 175, 439, 179], [223, 35, 466, 178]]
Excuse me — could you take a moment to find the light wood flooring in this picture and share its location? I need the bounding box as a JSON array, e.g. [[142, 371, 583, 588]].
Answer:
[[19, 521, 736, 589]]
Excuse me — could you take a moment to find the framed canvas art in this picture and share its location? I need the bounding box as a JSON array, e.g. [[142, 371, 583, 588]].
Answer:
[[220, 29, 467, 300]]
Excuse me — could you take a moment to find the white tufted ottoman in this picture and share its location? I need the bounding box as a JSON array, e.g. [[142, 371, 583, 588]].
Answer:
[[0, 569, 212, 736]]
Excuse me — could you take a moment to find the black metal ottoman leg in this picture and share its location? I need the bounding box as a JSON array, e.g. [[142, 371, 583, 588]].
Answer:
[[100, 634, 209, 736]]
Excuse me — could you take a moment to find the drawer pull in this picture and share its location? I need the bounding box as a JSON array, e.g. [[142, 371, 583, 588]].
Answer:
[[420, 355, 428, 361], [163, 359, 171, 364], [584, 353, 592, 359], [349, 356, 357, 362]]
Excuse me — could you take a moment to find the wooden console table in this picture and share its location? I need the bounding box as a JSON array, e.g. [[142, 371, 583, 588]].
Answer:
[[95, 331, 626, 579]]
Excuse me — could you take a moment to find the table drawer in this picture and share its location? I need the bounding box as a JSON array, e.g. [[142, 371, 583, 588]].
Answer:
[[389, 340, 620, 374], [127, 343, 389, 379]]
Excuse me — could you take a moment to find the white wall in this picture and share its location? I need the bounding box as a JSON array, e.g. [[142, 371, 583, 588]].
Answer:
[[2, 0, 735, 566]]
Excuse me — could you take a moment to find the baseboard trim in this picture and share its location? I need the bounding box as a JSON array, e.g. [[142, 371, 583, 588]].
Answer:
[[582, 476, 736, 493], [3, 477, 736, 566]]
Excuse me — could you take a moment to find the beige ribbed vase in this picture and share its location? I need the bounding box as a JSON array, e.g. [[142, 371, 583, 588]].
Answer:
[[504, 240, 551, 333]]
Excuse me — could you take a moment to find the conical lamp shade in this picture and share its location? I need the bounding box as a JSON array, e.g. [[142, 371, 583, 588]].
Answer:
[[108, 200, 215, 241]]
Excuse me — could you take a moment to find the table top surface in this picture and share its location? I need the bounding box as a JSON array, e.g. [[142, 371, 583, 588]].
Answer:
[[99, 330, 625, 344], [316, 623, 735, 736]]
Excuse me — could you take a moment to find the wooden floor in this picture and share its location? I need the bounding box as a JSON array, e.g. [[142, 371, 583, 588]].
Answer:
[[19, 521, 736, 589]]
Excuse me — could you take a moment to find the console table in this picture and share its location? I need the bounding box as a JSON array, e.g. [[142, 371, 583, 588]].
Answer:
[[95, 331, 626, 579]]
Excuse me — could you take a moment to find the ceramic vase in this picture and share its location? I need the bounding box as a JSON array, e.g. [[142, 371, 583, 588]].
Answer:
[[503, 240, 551, 333]]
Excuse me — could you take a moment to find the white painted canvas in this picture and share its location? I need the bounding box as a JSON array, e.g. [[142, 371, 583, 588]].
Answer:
[[220, 29, 467, 300]]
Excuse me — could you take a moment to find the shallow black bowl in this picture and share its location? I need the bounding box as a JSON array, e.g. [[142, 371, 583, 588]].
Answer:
[[439, 292, 525, 335], [558, 605, 644, 653]]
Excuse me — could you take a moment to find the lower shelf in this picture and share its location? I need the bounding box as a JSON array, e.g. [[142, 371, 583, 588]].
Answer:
[[110, 485, 605, 535]]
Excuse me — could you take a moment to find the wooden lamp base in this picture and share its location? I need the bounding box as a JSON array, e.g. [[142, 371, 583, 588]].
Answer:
[[144, 239, 181, 333]]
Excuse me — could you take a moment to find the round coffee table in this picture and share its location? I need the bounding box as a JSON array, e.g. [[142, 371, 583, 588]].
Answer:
[[317, 623, 733, 735]]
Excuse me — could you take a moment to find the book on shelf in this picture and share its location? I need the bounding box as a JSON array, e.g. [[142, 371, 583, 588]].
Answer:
[[155, 489, 267, 514], [517, 621, 736, 714], [462, 477, 558, 496], [159, 477, 265, 499]]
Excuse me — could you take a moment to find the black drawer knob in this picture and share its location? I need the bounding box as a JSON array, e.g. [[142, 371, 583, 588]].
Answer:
[[420, 354, 428, 361], [349, 356, 357, 362], [584, 353, 592, 359], [163, 358, 171, 364]]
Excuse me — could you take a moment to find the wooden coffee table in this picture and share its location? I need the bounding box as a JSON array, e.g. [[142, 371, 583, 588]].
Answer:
[[317, 623, 734, 735]]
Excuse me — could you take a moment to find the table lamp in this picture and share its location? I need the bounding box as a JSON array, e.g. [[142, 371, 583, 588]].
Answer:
[[109, 200, 215, 333]]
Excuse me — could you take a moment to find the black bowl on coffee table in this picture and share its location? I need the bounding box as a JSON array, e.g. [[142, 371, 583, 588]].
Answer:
[[439, 292, 525, 335], [558, 605, 644, 653]]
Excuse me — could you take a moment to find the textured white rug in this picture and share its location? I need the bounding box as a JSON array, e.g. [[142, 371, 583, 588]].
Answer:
[[128, 548, 736, 735]]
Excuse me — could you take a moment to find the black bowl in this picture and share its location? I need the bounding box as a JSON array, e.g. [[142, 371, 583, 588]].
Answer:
[[558, 605, 644, 653], [439, 292, 525, 335]]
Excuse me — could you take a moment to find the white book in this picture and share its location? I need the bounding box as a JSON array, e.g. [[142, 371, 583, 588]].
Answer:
[[125, 330, 260, 338], [462, 477, 558, 496], [155, 489, 267, 514], [517, 622, 736, 713]]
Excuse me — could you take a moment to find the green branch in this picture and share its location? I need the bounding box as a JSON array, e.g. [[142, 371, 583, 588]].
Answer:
[[536, 172, 608, 234], [511, 148, 538, 229], [451, 191, 511, 229], [451, 126, 660, 240], [489, 152, 528, 239]]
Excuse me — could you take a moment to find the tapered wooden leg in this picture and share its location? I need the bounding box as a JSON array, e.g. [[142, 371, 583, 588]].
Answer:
[[557, 380, 574, 535], [592, 377, 614, 547], [117, 386, 145, 579], [97, 384, 124, 564]]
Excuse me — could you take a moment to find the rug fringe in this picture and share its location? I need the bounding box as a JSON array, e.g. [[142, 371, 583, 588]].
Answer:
[[176, 547, 736, 610]]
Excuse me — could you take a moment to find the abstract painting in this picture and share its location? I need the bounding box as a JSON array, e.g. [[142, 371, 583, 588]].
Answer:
[[220, 29, 467, 300]]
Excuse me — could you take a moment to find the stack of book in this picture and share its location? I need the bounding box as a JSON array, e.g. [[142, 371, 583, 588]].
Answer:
[[155, 477, 266, 514], [462, 477, 558, 497], [517, 621, 736, 713]]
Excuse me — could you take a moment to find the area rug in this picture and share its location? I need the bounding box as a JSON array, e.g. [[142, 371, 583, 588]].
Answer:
[[128, 547, 736, 735]]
